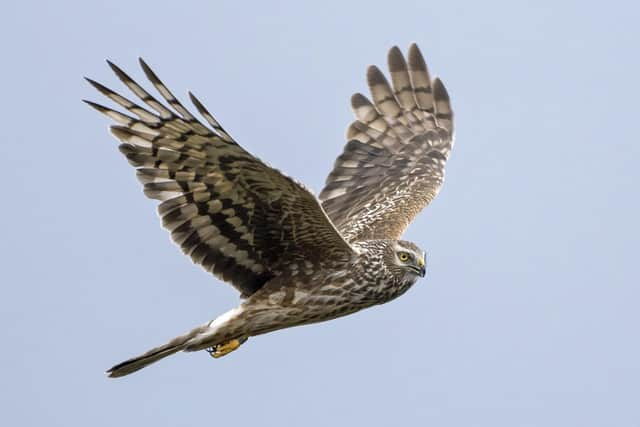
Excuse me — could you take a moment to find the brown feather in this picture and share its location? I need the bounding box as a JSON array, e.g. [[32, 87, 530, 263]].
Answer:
[[87, 60, 353, 297], [320, 44, 454, 241]]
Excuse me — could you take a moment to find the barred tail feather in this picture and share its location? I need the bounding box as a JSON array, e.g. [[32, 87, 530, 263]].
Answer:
[[106, 323, 209, 378], [106, 343, 184, 378]]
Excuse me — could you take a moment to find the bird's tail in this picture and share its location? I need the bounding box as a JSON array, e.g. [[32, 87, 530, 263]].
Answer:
[[106, 322, 210, 378]]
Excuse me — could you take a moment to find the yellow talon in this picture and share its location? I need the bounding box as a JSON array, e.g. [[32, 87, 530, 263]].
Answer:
[[209, 337, 247, 358]]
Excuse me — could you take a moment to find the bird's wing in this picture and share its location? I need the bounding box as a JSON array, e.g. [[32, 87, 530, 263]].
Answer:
[[319, 44, 454, 242], [86, 59, 353, 297]]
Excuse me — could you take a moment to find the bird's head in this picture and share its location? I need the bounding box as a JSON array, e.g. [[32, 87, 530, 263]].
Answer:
[[389, 240, 426, 279]]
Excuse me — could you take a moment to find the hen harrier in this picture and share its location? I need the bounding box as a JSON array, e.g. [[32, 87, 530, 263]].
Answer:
[[85, 44, 454, 377]]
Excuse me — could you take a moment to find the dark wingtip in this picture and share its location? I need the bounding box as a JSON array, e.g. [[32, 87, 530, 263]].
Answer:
[[387, 46, 406, 72], [366, 65, 388, 87], [106, 59, 130, 81], [188, 91, 204, 109], [433, 77, 450, 102], [350, 92, 371, 109], [138, 57, 149, 71], [84, 76, 112, 95], [105, 59, 119, 74], [408, 44, 427, 71], [138, 57, 157, 82], [83, 99, 108, 112]]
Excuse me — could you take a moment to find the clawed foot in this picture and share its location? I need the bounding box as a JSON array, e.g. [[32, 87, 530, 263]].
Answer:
[[206, 337, 248, 358]]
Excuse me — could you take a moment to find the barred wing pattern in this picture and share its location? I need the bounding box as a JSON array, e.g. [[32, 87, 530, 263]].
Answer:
[[320, 44, 454, 242], [86, 60, 353, 297]]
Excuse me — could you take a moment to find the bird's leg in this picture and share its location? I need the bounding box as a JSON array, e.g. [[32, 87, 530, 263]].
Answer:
[[206, 336, 248, 359]]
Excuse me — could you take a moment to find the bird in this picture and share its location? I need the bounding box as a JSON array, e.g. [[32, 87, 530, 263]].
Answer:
[[85, 43, 454, 378]]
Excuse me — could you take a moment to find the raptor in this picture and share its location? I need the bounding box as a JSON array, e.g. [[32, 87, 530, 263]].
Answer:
[[85, 44, 454, 377]]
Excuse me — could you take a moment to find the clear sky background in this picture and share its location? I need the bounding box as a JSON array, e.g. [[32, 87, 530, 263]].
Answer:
[[1, 1, 638, 426]]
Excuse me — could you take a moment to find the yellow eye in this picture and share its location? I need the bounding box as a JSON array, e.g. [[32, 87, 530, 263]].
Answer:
[[398, 252, 410, 262]]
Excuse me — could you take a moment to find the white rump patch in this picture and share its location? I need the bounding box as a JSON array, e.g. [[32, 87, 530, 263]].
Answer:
[[208, 306, 243, 332]]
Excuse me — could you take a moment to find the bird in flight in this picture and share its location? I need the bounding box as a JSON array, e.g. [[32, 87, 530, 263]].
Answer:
[[85, 43, 454, 377]]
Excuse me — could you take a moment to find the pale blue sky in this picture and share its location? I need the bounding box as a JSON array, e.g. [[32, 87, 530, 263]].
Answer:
[[1, 1, 639, 426]]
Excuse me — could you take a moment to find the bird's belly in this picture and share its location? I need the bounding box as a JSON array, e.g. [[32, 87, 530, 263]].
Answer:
[[285, 279, 411, 320], [243, 274, 415, 337]]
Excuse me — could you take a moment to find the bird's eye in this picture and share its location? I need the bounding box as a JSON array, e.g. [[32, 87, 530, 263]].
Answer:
[[398, 252, 410, 262]]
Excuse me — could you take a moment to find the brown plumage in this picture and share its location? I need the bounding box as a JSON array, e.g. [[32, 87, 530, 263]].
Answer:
[[86, 44, 454, 377]]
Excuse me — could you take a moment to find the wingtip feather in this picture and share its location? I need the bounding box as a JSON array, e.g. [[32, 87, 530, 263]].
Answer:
[[350, 92, 371, 109], [433, 77, 450, 102], [138, 57, 157, 81], [408, 44, 427, 71], [387, 46, 406, 72], [366, 65, 387, 86]]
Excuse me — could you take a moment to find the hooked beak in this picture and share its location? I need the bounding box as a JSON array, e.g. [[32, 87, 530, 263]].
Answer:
[[417, 257, 426, 277]]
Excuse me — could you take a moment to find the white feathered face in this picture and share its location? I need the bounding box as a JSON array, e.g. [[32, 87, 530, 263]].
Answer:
[[393, 241, 426, 278]]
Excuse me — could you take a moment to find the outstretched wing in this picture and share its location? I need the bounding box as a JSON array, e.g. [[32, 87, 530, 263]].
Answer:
[[319, 44, 454, 242], [86, 59, 353, 297]]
